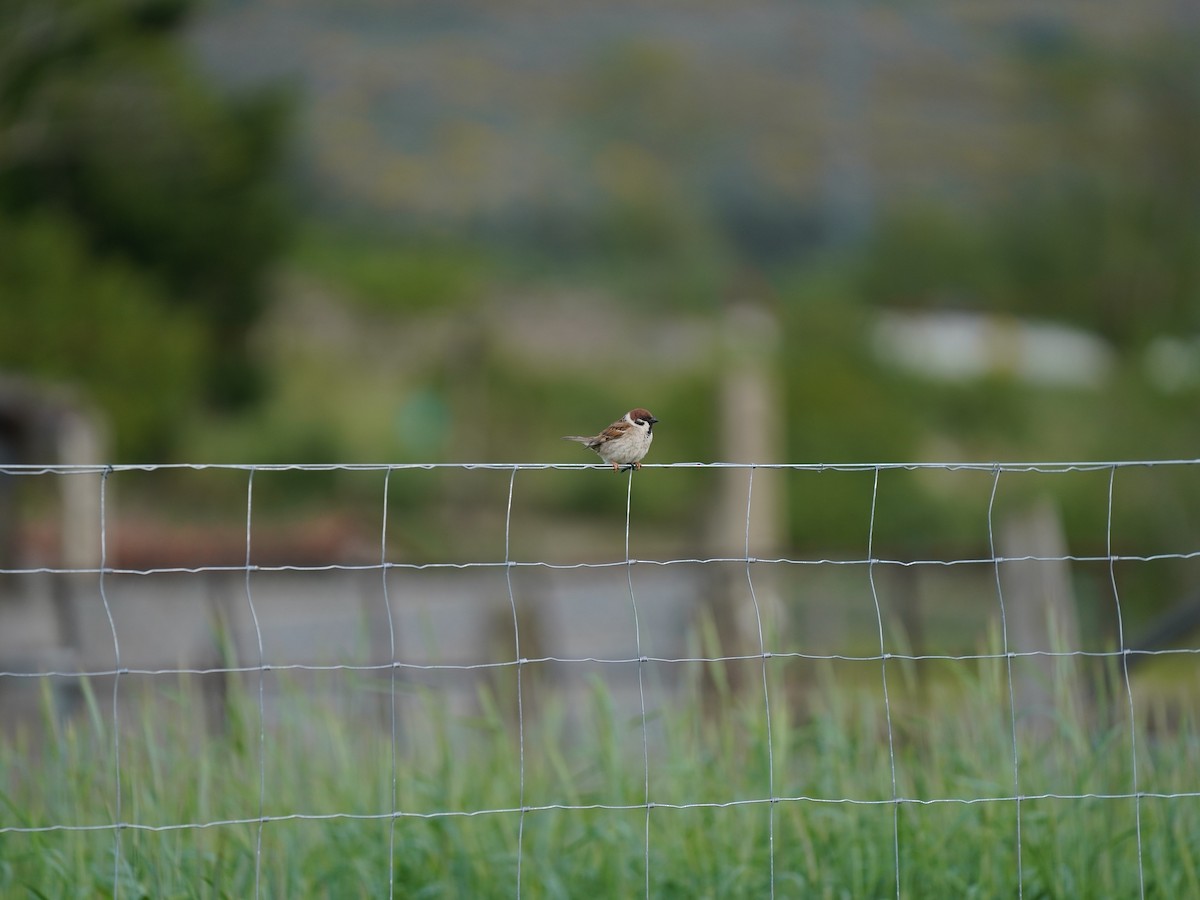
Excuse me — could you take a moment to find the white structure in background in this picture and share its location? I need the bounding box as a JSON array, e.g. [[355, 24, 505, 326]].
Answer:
[[872, 311, 1115, 387]]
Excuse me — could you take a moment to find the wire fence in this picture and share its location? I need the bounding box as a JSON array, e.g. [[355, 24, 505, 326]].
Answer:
[[3, 459, 1200, 897]]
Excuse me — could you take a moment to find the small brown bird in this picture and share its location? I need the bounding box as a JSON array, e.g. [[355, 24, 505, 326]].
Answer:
[[563, 408, 659, 472]]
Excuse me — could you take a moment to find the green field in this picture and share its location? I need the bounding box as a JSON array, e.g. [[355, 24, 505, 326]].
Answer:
[[3, 648, 1198, 898]]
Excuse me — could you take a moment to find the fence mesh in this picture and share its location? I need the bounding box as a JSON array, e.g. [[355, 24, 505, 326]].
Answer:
[[3, 460, 1200, 897]]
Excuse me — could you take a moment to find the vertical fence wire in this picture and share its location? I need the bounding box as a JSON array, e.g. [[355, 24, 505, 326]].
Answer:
[[866, 466, 901, 899], [743, 466, 776, 897], [97, 467, 122, 896], [987, 465, 1024, 897], [504, 466, 527, 897], [380, 466, 398, 898], [1107, 466, 1145, 899], [623, 468, 652, 899], [243, 468, 267, 897]]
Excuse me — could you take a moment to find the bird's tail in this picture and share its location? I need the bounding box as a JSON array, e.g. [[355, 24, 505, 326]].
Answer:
[[561, 435, 593, 445]]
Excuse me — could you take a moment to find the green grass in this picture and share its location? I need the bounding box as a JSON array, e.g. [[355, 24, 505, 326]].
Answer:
[[2, 654, 1198, 898]]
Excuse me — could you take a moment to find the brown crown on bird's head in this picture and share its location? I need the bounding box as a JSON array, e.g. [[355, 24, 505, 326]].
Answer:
[[628, 408, 658, 431]]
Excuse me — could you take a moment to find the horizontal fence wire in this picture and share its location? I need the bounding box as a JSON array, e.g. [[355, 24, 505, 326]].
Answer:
[[5, 551, 1200, 576], [3, 459, 1200, 473], [3, 459, 1199, 900], [2, 646, 1200, 682], [4, 790, 1199, 835]]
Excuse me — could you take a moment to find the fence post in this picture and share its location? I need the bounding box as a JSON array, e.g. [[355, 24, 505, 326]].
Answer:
[[999, 498, 1084, 733], [701, 298, 787, 700]]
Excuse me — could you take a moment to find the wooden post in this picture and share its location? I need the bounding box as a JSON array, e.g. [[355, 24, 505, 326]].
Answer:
[[701, 299, 787, 701], [51, 405, 108, 664], [999, 498, 1083, 734]]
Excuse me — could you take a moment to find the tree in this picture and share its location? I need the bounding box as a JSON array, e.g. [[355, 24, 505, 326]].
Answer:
[[0, 0, 292, 455]]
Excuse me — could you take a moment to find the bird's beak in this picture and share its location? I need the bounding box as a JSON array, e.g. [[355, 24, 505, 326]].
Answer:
[[650, 417, 659, 424]]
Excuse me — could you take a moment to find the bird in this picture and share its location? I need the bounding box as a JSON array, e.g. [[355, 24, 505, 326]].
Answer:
[[563, 408, 659, 472]]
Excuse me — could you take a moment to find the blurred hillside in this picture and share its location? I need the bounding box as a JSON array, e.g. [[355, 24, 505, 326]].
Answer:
[[188, 0, 1196, 256]]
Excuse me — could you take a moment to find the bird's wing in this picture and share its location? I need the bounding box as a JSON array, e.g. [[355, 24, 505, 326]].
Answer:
[[591, 420, 632, 445]]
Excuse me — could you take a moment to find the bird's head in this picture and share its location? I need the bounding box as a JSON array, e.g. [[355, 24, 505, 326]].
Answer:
[[628, 408, 658, 432]]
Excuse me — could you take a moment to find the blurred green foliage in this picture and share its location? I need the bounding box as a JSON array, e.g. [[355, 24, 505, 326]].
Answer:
[[861, 33, 1200, 347], [290, 227, 486, 315], [0, 213, 202, 455], [0, 0, 291, 456]]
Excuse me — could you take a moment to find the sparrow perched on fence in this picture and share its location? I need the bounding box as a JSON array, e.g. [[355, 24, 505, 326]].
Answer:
[[563, 408, 659, 472]]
